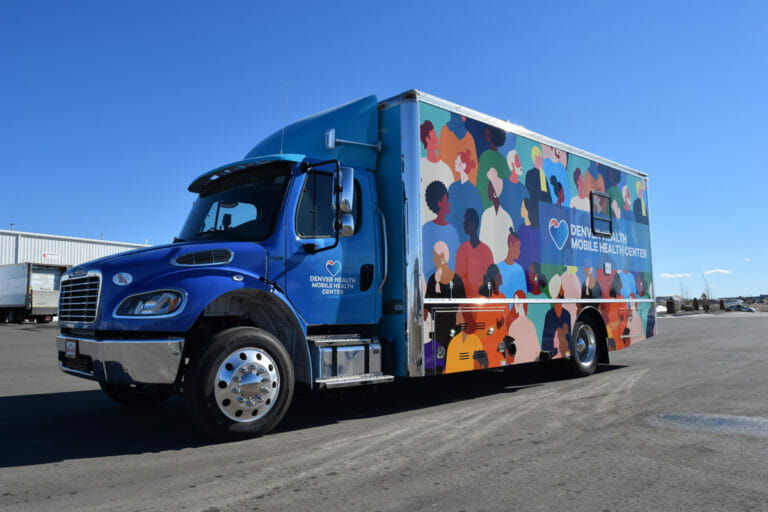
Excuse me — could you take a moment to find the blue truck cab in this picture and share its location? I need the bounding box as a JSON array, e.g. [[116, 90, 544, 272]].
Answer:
[[57, 91, 654, 438]]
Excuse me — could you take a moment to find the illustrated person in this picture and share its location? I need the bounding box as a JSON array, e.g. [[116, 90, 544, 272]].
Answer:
[[424, 241, 466, 375], [499, 149, 530, 229], [525, 262, 549, 341], [479, 167, 514, 263], [420, 120, 455, 223], [455, 208, 494, 297], [439, 113, 478, 184], [422, 181, 460, 280], [507, 290, 541, 364], [497, 229, 527, 300], [626, 294, 644, 338], [560, 266, 581, 324], [569, 168, 590, 211], [620, 185, 635, 222], [446, 149, 483, 244], [581, 265, 603, 299], [475, 126, 511, 212], [633, 180, 648, 224], [517, 198, 540, 292], [476, 263, 507, 367], [445, 308, 487, 373], [541, 274, 571, 358], [426, 241, 466, 300], [542, 144, 570, 206], [524, 146, 552, 207], [605, 167, 623, 214]]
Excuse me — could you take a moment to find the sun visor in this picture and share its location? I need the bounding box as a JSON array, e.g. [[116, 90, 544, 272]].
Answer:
[[245, 95, 379, 170]]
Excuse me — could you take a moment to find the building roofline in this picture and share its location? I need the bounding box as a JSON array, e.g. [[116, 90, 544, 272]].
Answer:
[[0, 229, 149, 248]]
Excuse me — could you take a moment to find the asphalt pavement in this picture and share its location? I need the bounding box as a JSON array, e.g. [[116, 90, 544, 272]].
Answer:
[[1, 314, 767, 511]]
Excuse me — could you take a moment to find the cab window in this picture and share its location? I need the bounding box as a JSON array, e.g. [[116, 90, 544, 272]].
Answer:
[[296, 172, 361, 238]]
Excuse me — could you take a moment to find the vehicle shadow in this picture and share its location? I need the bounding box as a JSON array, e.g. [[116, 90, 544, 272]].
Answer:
[[0, 363, 626, 468]]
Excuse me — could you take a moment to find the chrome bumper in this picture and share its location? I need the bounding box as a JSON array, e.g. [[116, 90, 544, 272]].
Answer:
[[56, 334, 185, 385]]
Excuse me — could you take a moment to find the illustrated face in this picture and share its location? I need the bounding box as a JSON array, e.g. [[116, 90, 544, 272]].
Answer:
[[463, 210, 476, 235], [438, 193, 450, 215], [510, 237, 521, 260], [433, 249, 442, 271], [514, 302, 525, 317], [455, 154, 467, 175], [427, 129, 439, 153]]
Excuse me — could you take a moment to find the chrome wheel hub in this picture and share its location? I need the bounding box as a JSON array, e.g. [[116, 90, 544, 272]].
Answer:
[[575, 325, 597, 368], [214, 347, 280, 422]]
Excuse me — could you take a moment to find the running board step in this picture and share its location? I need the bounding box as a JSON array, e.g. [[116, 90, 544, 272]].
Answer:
[[315, 374, 394, 390], [309, 335, 385, 382]]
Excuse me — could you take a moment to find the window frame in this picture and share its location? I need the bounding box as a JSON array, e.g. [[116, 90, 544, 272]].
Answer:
[[590, 190, 613, 237], [295, 170, 362, 239]]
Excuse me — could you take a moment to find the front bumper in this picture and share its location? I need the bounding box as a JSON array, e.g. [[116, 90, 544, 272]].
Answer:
[[56, 334, 185, 385]]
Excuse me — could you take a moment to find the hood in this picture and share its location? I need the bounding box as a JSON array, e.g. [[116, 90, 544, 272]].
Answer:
[[67, 241, 269, 283]]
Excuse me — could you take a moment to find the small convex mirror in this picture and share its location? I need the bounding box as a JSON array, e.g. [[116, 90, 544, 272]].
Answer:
[[339, 214, 355, 238]]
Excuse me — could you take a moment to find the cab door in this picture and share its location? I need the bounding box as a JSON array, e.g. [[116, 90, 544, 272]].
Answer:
[[285, 169, 378, 326]]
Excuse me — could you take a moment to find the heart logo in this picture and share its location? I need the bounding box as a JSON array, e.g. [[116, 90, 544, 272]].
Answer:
[[326, 260, 342, 276], [548, 218, 569, 250]]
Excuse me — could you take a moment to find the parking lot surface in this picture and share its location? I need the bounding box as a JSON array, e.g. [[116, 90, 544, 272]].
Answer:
[[1, 314, 767, 511]]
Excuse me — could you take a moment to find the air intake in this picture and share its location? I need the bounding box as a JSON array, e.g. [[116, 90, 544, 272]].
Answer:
[[173, 249, 233, 266]]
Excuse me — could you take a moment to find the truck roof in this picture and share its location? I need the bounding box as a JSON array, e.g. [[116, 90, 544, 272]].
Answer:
[[188, 154, 304, 193], [379, 89, 647, 179]]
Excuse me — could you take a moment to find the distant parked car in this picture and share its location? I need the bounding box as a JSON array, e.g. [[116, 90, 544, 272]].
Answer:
[[656, 305, 668, 314], [727, 304, 756, 312]]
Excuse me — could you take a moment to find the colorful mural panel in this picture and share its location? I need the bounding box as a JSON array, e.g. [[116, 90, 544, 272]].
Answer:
[[418, 102, 654, 375]]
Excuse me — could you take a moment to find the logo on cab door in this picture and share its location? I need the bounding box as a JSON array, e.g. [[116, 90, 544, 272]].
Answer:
[[309, 260, 356, 296]]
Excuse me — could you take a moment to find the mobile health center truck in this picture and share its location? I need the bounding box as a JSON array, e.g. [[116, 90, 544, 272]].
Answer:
[[56, 90, 654, 438]]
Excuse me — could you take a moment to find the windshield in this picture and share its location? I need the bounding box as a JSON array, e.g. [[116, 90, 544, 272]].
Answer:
[[178, 164, 291, 242]]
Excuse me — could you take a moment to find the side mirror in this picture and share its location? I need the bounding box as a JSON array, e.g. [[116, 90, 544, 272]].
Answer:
[[338, 214, 355, 238], [334, 167, 354, 214]]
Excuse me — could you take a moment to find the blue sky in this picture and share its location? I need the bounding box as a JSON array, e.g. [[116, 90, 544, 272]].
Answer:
[[1, 1, 766, 298]]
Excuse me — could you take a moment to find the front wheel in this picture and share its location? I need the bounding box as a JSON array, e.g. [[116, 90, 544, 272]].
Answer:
[[184, 327, 295, 440], [99, 382, 173, 408], [567, 321, 599, 377]]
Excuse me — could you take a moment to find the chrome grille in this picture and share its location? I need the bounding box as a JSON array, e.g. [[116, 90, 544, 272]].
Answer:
[[59, 275, 101, 323], [174, 249, 232, 266]]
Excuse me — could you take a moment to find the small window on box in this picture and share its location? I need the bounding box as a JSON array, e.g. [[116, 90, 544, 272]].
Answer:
[[590, 191, 612, 237]]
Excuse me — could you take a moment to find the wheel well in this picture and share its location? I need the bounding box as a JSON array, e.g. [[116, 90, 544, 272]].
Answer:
[[185, 290, 310, 385], [577, 306, 609, 364]]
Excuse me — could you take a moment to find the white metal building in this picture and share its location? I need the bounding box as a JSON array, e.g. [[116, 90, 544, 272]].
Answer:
[[0, 229, 149, 268]]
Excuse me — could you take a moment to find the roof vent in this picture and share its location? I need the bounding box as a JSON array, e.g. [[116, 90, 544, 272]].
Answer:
[[173, 249, 233, 266]]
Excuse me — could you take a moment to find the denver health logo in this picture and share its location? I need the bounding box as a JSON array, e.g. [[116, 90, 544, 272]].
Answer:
[[548, 218, 568, 250]]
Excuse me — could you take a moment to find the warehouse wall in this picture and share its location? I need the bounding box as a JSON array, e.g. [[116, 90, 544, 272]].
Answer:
[[0, 230, 148, 267]]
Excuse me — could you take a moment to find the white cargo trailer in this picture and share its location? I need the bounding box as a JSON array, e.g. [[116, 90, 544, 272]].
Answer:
[[0, 262, 67, 323]]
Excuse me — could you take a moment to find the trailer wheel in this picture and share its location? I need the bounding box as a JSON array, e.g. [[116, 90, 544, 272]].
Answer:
[[567, 320, 598, 377], [7, 310, 24, 324], [184, 326, 294, 440], [99, 382, 173, 408]]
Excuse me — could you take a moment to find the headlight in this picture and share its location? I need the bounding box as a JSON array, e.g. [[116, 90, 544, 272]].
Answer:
[[116, 290, 184, 316]]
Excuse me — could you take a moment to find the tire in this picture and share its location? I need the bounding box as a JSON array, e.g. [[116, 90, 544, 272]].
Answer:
[[183, 326, 295, 440], [567, 320, 599, 377], [7, 310, 24, 324], [99, 381, 173, 408]]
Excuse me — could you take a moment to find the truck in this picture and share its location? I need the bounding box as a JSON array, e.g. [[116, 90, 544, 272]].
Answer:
[[56, 90, 655, 439], [1, 263, 67, 323]]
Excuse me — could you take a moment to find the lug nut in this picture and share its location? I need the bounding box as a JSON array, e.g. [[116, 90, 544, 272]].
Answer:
[[236, 397, 245, 403], [232, 387, 241, 393]]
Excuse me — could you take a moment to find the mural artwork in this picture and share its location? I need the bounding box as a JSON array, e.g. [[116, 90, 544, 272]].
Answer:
[[419, 103, 654, 375]]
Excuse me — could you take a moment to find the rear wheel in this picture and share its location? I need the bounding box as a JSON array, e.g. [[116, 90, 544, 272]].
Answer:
[[568, 320, 598, 377], [184, 326, 295, 440], [99, 382, 173, 408], [7, 310, 24, 324]]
